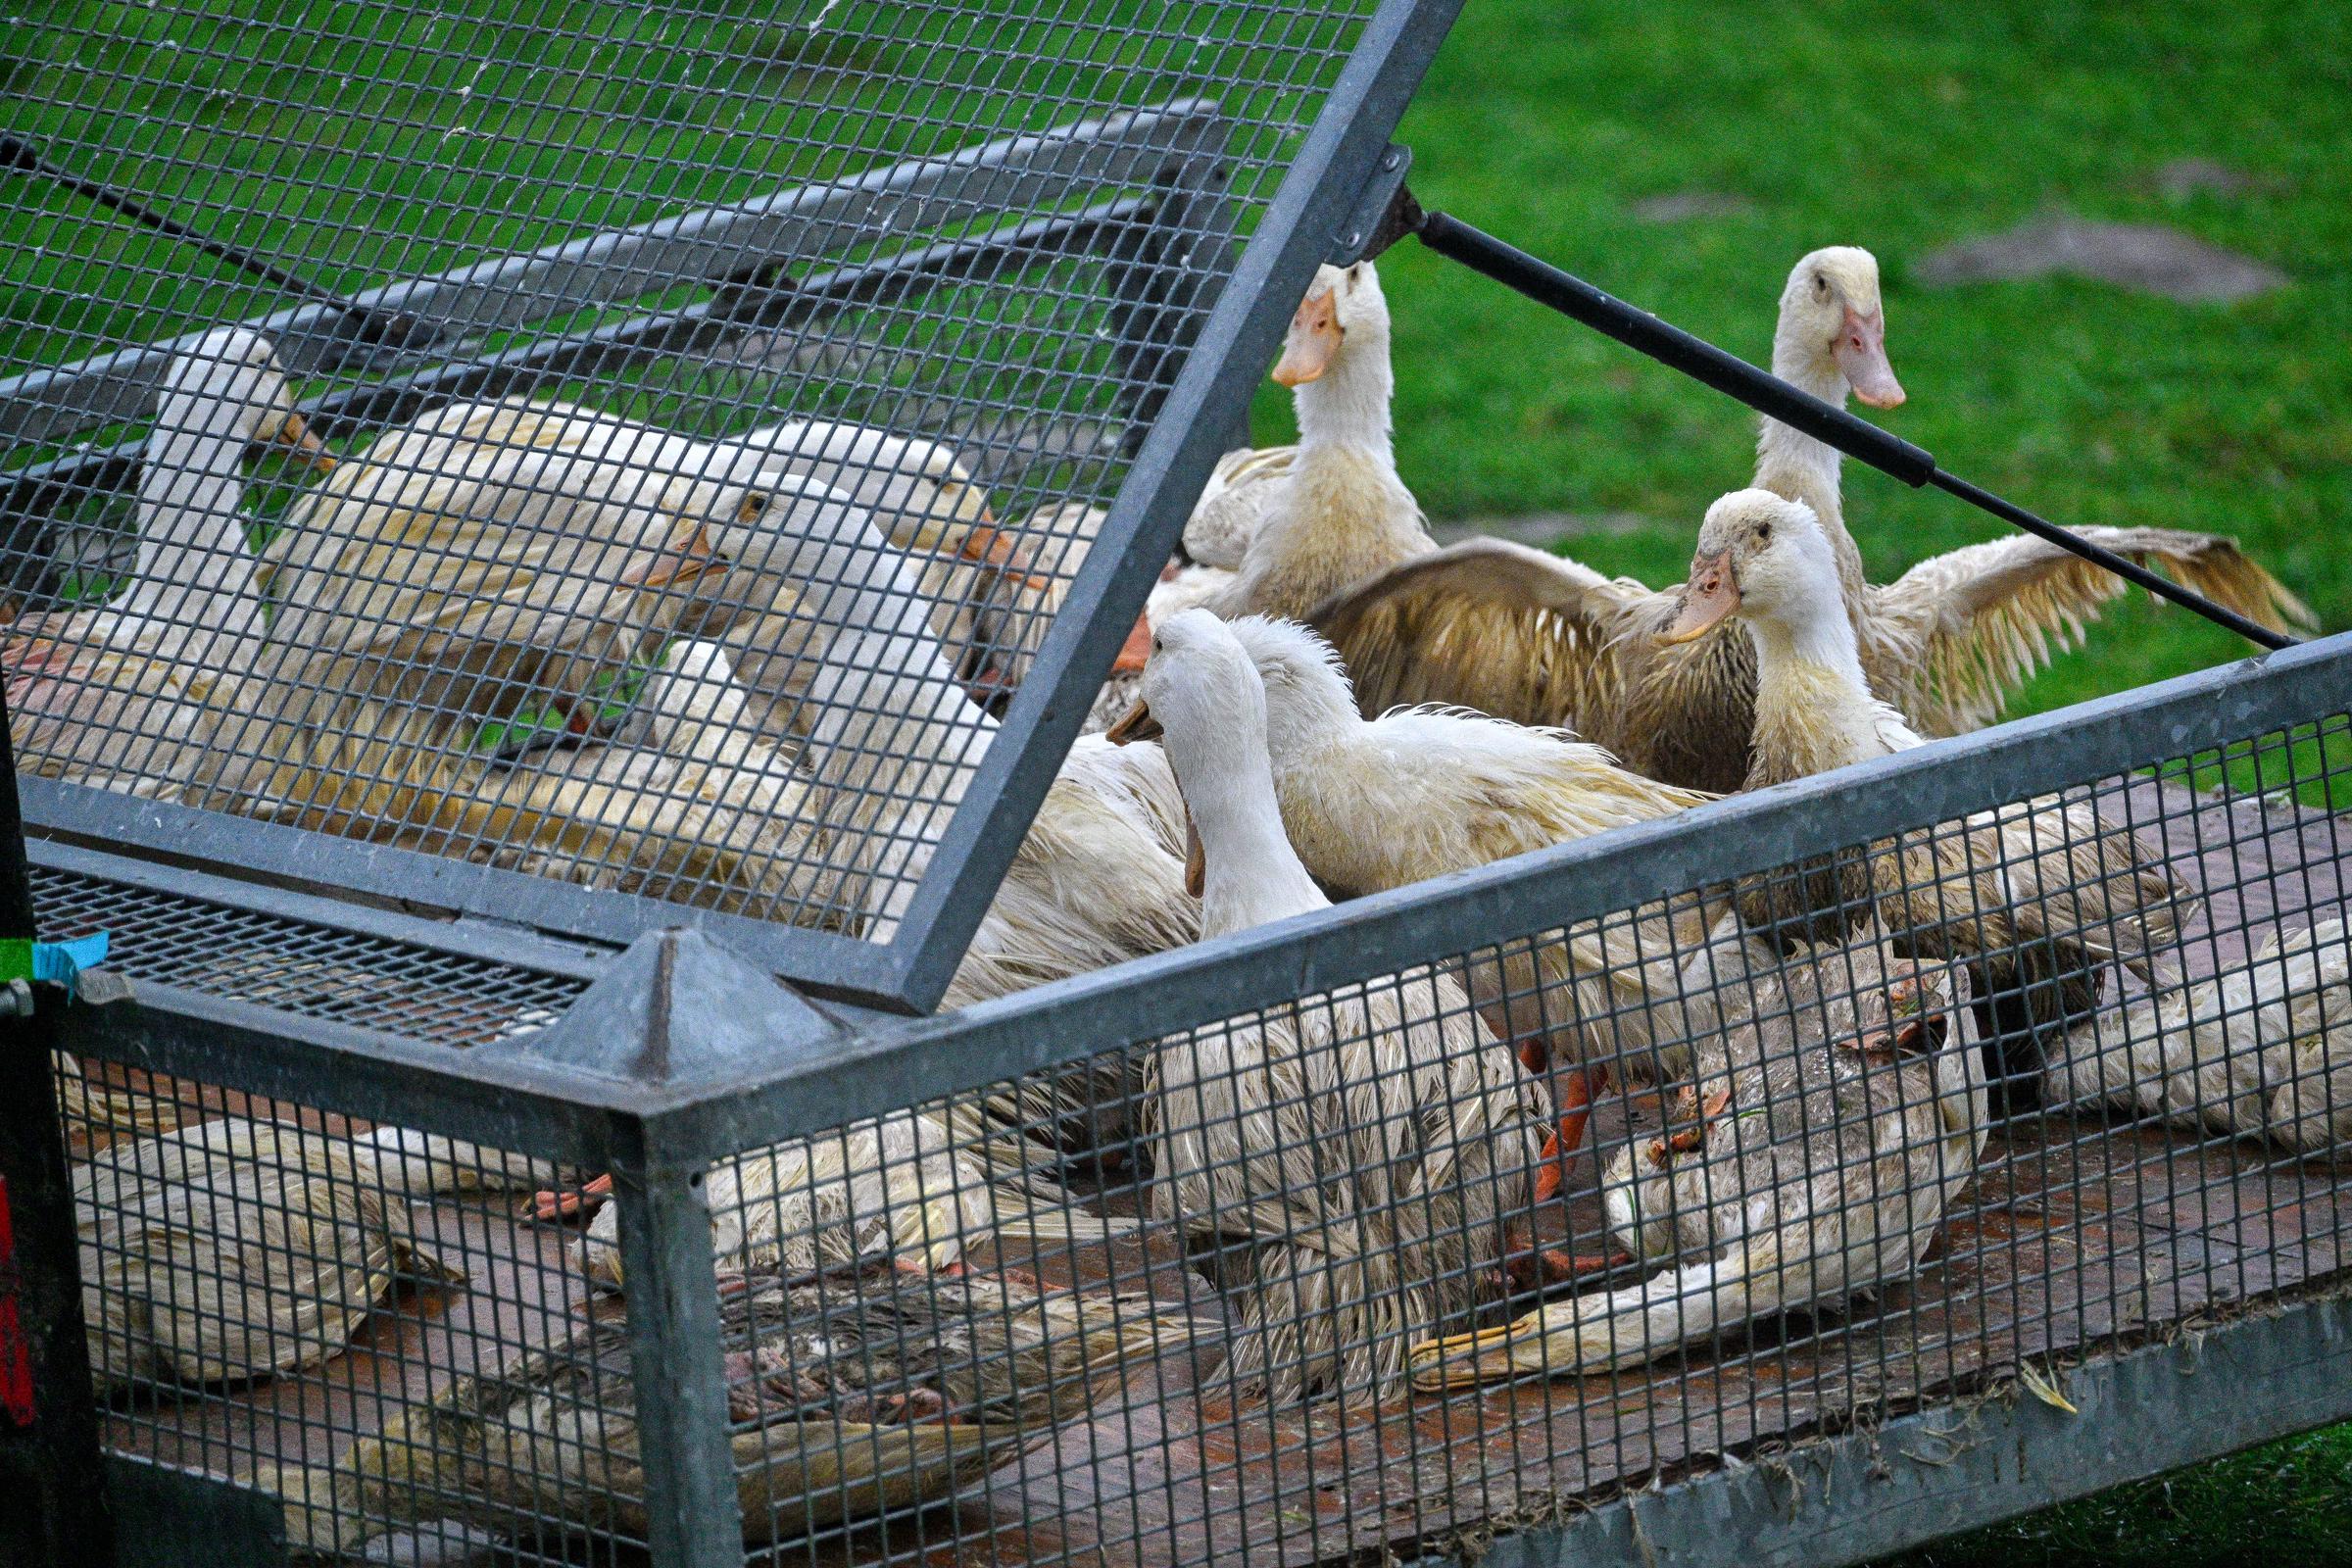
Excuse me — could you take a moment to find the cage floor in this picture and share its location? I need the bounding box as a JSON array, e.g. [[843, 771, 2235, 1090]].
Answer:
[[63, 781, 2352, 1566]]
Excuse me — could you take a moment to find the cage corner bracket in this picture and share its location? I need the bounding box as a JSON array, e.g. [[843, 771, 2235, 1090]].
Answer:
[[478, 926, 840, 1090]]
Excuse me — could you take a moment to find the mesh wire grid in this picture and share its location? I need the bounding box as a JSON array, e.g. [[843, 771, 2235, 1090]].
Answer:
[[1, 0, 1429, 1005], [43, 636, 2352, 1566], [55, 1068, 630, 1566], [32, 857, 590, 1046]]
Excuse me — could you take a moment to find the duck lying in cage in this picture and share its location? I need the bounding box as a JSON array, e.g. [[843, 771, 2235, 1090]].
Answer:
[[1112, 610, 1553, 1406], [253, 1263, 1217, 1559], [2039, 916, 2352, 1152], [1409, 928, 1991, 1387], [74, 1116, 463, 1391], [564, 1099, 1126, 1292]]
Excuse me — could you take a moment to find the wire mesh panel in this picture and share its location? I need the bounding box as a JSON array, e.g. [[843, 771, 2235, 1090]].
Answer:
[[52, 1064, 621, 1565], [542, 633, 2341, 1567], [2, 0, 1451, 1005], [34, 633, 2351, 1565]]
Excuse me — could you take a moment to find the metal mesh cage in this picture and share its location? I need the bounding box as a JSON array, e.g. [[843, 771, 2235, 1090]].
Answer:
[[44, 630, 2352, 1565], [3, 0, 1447, 1006]]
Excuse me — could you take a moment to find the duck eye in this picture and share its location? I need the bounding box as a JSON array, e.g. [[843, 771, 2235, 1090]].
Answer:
[[1152, 637, 1162, 653], [1757, 522, 1773, 542]]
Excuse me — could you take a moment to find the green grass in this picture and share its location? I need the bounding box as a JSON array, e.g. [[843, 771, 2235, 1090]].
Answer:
[[1244, 0, 2350, 722], [6, 1, 2351, 1557], [1883, 1424, 2352, 1568]]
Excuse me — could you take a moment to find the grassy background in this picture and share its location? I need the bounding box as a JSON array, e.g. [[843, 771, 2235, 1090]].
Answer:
[[7, 0, 2351, 1556], [1246, 1, 2349, 720]]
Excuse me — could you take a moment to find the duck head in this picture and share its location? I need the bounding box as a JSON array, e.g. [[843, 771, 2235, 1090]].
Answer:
[[1777, 247, 1903, 410], [1659, 489, 1842, 645], [1108, 607, 1289, 900], [1844, 959, 1964, 1063], [715, 421, 1028, 588], [1272, 259, 1391, 388], [162, 326, 336, 470]]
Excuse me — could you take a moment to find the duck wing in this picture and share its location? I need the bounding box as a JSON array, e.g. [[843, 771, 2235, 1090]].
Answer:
[[1862, 527, 2315, 737], [1308, 537, 1662, 740], [1184, 445, 1293, 568]]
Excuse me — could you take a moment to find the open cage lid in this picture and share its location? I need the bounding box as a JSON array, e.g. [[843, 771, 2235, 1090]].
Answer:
[[0, 0, 1458, 1011]]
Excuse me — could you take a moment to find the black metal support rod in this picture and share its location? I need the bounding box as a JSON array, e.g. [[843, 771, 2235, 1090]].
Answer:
[[1, 132, 417, 349], [1411, 206, 2296, 654]]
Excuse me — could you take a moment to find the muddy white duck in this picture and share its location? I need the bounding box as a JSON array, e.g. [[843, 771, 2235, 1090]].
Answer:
[[1663, 489, 2188, 1056], [266, 397, 1115, 730], [1411, 930, 1988, 1386], [1203, 258, 1434, 622], [256, 1263, 1216, 1558], [573, 1103, 1014, 1289], [475, 519, 1190, 1221], [1111, 612, 1714, 1260], [666, 478, 1200, 978], [1131, 609, 1547, 1403], [1311, 247, 2309, 791], [9, 326, 334, 795], [76, 1115, 458, 1391], [1070, 256, 1426, 730], [1182, 445, 1295, 569], [188, 481, 870, 927], [2040, 917, 2352, 1152]]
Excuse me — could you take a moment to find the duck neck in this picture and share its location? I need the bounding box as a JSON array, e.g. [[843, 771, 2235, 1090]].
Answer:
[[114, 420, 264, 661], [1755, 341, 1865, 606], [800, 549, 997, 930], [1178, 717, 1328, 939], [1259, 670, 1366, 792], [1292, 320, 1396, 465], [1743, 592, 1879, 776]]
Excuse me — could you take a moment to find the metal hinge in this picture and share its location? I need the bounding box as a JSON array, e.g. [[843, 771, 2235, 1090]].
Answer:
[[1329, 144, 1422, 266]]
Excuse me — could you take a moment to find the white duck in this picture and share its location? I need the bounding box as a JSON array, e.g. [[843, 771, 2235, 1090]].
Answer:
[[1203, 259, 1433, 622], [1111, 613, 1715, 1259], [1412, 931, 1989, 1386], [10, 327, 333, 795], [2040, 918, 2352, 1152], [264, 399, 1105, 732], [1133, 609, 1547, 1403], [1310, 247, 2308, 792], [188, 480, 863, 922], [1663, 489, 2187, 1051]]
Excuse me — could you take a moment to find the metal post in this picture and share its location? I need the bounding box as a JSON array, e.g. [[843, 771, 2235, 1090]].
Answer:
[[608, 1142, 746, 1568], [0, 675, 119, 1566]]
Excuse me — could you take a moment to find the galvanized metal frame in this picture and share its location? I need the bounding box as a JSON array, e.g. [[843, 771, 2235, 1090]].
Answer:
[[38, 626, 2352, 1568], [644, 632, 2348, 1168], [7, 96, 1237, 1008], [45, 632, 2347, 1166], [1469, 1283, 2352, 1568], [5, 0, 1470, 1013]]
